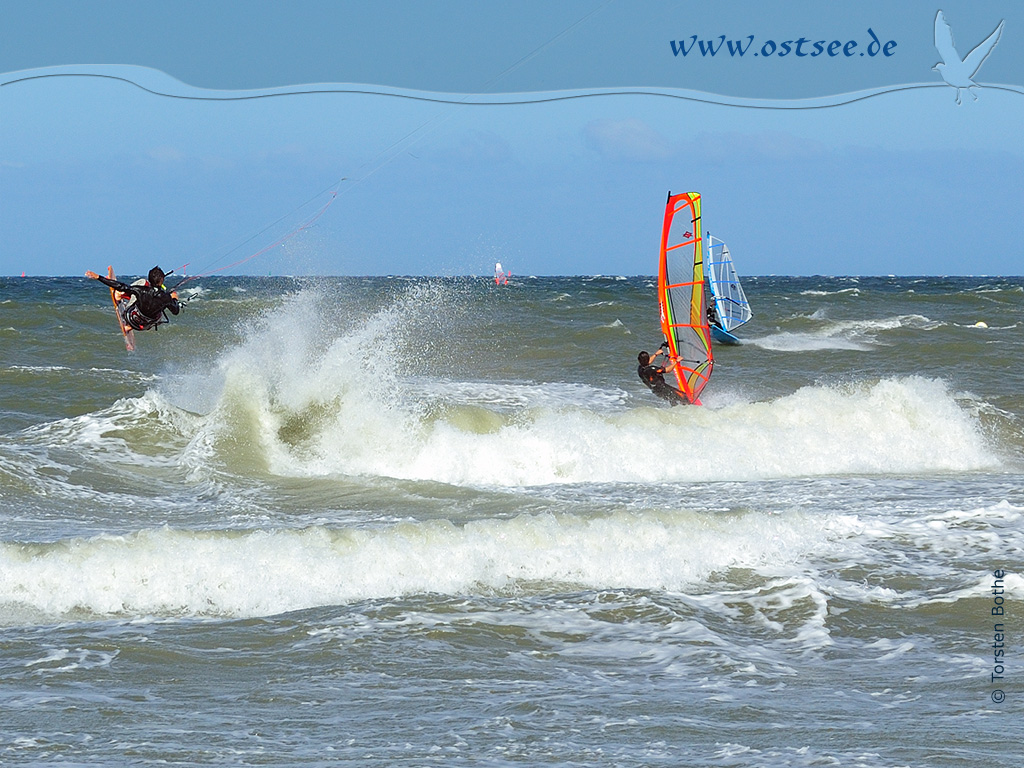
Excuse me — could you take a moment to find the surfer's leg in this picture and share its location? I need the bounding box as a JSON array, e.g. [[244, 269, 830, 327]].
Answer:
[[118, 299, 144, 330]]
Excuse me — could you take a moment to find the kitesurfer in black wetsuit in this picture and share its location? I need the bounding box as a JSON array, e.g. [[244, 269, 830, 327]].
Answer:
[[637, 343, 687, 405], [86, 266, 182, 331]]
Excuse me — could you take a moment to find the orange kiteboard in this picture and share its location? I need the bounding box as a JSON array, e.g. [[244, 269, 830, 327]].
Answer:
[[105, 266, 136, 351]]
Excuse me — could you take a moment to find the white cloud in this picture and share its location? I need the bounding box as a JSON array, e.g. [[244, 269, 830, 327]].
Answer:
[[583, 118, 675, 162]]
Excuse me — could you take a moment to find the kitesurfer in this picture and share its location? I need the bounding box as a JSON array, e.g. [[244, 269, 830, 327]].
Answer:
[[637, 342, 687, 405], [85, 266, 181, 331]]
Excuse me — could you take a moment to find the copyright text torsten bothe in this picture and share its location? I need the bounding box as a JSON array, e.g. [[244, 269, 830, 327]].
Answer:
[[990, 569, 1008, 704]]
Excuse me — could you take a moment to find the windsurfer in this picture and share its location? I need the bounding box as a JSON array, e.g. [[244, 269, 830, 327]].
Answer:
[[707, 303, 721, 328], [637, 343, 687, 405], [86, 266, 182, 331]]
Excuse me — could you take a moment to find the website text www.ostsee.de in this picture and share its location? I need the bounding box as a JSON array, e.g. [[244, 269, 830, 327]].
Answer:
[[670, 29, 897, 59]]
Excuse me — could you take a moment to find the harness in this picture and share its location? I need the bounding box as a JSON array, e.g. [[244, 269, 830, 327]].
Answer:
[[117, 288, 170, 331], [638, 364, 666, 389], [122, 301, 167, 331]]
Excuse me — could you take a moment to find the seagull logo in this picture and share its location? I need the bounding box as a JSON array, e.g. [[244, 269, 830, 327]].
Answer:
[[933, 10, 1005, 104]]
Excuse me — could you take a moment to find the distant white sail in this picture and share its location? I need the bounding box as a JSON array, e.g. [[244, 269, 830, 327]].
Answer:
[[494, 262, 509, 285], [706, 234, 752, 332]]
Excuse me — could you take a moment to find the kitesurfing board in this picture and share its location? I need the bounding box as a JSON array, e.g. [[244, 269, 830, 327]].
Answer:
[[107, 266, 136, 351]]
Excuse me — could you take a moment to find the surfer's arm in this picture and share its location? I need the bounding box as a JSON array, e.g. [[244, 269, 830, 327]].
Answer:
[[88, 272, 134, 294]]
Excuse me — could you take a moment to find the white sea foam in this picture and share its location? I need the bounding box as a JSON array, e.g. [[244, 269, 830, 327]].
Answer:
[[24, 647, 117, 672], [749, 314, 942, 352], [799, 288, 861, 296], [3, 365, 157, 384], [21, 390, 198, 468], [814, 500, 1024, 608], [220, 373, 997, 485], [747, 332, 871, 352], [0, 506, 849, 621], [145, 290, 1003, 486], [6, 365, 70, 372], [900, 571, 1024, 609]]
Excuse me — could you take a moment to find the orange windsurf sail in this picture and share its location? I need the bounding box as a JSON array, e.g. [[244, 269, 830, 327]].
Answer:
[[658, 191, 713, 404]]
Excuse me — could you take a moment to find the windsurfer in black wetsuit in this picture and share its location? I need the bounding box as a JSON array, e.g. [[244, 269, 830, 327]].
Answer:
[[637, 343, 687, 405], [85, 266, 182, 331], [707, 303, 720, 329]]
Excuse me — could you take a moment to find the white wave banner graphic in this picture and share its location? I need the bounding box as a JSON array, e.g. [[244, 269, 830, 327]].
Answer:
[[4, 64, 1023, 109]]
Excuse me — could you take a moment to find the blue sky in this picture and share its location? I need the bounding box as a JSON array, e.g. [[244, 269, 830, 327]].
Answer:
[[1, 1, 1022, 276]]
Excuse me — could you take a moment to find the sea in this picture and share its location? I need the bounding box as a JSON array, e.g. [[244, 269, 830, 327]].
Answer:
[[1, 274, 1021, 767]]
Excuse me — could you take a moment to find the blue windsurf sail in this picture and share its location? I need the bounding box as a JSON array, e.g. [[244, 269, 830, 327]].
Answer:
[[705, 233, 752, 342]]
